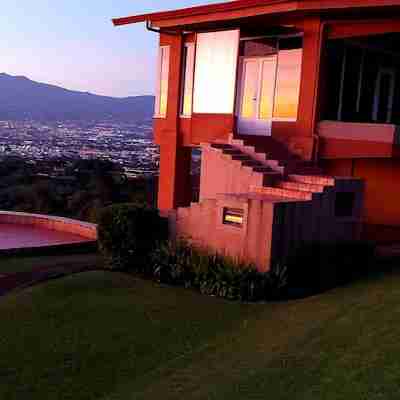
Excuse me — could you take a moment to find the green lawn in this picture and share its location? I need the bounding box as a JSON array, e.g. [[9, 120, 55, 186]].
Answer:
[[1, 268, 400, 399], [0, 253, 100, 274]]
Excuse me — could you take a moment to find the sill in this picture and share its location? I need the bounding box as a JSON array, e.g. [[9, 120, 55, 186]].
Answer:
[[272, 117, 297, 122], [180, 114, 192, 119], [153, 115, 167, 119]]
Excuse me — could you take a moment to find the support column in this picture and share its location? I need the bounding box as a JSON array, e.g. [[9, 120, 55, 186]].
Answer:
[[158, 138, 192, 212], [297, 17, 325, 158], [156, 32, 192, 212]]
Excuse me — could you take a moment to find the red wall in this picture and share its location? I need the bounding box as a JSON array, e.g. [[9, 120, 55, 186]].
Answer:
[[323, 158, 400, 242]]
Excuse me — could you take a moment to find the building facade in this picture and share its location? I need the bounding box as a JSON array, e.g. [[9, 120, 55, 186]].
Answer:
[[114, 0, 400, 270]]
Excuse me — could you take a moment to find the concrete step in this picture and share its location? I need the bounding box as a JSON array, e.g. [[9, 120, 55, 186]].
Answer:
[[261, 172, 282, 186], [211, 143, 232, 150], [242, 160, 267, 168], [231, 154, 254, 162], [252, 165, 273, 172], [250, 185, 313, 201], [222, 148, 243, 156], [277, 180, 325, 193], [289, 174, 335, 186]]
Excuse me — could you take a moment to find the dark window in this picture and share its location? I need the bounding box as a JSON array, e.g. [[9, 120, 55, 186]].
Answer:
[[335, 192, 355, 218], [191, 148, 201, 203], [323, 33, 400, 124]]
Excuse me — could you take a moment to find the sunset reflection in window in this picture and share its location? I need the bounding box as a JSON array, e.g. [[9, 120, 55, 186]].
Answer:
[[273, 48, 302, 120]]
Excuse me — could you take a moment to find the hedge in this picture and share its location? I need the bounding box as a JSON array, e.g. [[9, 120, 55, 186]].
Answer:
[[98, 203, 168, 271]]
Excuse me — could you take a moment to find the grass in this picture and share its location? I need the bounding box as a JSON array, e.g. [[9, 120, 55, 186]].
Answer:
[[1, 267, 400, 399], [0, 253, 101, 274]]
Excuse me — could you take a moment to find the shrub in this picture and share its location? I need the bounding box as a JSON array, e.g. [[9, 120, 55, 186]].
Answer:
[[286, 240, 376, 297], [98, 203, 168, 271], [150, 240, 288, 302]]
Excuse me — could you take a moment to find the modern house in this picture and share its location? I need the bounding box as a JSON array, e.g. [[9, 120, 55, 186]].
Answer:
[[113, 0, 400, 270]]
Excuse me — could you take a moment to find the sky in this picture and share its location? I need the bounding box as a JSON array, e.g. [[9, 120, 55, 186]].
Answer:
[[1, 0, 222, 98]]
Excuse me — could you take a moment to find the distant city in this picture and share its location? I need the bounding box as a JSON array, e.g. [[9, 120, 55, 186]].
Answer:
[[0, 120, 159, 179]]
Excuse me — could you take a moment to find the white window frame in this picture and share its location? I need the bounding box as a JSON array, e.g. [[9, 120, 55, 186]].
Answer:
[[180, 42, 196, 118], [235, 34, 303, 124], [154, 45, 170, 118]]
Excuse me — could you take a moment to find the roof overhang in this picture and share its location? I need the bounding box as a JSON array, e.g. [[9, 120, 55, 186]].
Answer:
[[112, 0, 400, 29]]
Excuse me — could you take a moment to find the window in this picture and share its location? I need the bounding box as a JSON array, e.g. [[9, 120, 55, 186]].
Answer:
[[193, 30, 240, 114], [155, 46, 170, 118], [236, 35, 303, 125], [335, 192, 355, 218], [223, 208, 244, 227], [180, 43, 195, 116], [273, 37, 303, 121]]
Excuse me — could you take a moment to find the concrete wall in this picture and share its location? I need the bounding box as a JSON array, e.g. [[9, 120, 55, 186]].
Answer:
[[177, 177, 364, 271], [0, 211, 97, 240], [199, 145, 266, 201]]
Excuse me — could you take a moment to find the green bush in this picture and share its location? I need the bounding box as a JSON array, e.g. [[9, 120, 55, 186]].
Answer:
[[98, 203, 168, 271], [150, 241, 288, 302]]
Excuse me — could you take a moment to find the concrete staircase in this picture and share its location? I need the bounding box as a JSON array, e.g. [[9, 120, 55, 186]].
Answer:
[[174, 135, 364, 270], [200, 134, 331, 202]]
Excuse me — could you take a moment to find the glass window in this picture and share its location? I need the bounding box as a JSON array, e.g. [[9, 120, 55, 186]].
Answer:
[[273, 37, 303, 121], [155, 46, 170, 117], [193, 30, 240, 114], [180, 43, 195, 116], [259, 57, 278, 120], [240, 38, 277, 57]]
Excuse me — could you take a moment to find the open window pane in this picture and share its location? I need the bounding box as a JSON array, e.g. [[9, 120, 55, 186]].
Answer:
[[193, 30, 240, 114]]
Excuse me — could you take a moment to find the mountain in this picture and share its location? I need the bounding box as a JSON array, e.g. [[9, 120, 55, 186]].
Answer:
[[0, 73, 155, 122]]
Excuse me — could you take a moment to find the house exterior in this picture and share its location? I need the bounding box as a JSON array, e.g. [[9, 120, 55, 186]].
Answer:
[[113, 0, 400, 270]]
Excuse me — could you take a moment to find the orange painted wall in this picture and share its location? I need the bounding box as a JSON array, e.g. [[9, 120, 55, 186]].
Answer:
[[353, 159, 400, 227], [323, 158, 400, 242]]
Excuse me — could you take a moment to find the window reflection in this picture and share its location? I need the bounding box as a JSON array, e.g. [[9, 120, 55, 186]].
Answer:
[[180, 44, 195, 116], [259, 57, 277, 120], [158, 47, 169, 117], [273, 48, 302, 120]]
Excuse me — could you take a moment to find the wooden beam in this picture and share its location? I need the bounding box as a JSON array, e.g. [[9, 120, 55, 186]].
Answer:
[[327, 18, 400, 39]]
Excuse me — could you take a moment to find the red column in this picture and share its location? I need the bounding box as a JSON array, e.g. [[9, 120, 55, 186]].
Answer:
[[156, 33, 192, 212], [297, 17, 324, 149], [158, 137, 192, 212]]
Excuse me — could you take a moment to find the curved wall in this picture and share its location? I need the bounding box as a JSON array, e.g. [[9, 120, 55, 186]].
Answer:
[[0, 211, 97, 241]]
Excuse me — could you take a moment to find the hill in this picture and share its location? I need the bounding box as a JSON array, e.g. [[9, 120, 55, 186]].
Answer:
[[0, 73, 154, 122]]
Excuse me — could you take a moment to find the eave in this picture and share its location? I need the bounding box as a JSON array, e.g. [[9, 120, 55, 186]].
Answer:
[[112, 0, 400, 29]]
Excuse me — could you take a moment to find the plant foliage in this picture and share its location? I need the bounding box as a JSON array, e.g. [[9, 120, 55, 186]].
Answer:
[[151, 241, 288, 302], [98, 203, 168, 270]]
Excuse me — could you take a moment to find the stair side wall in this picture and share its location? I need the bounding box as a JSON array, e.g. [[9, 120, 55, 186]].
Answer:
[[199, 145, 264, 201], [176, 197, 276, 272]]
